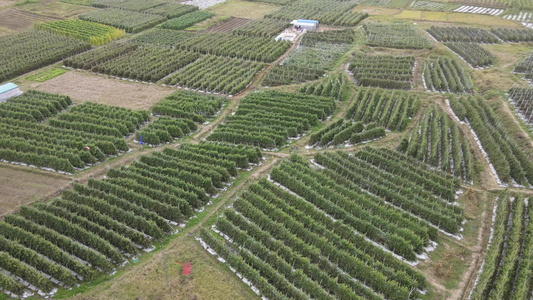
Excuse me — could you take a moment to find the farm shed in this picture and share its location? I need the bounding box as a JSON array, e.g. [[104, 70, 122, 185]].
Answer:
[[0, 83, 22, 103], [291, 19, 319, 31]]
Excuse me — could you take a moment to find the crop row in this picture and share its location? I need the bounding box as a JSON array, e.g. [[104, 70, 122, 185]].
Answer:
[[423, 56, 474, 94], [162, 55, 264, 95], [79, 9, 166, 33], [202, 156, 436, 299], [284, 43, 351, 71], [426, 26, 499, 43], [299, 73, 350, 101], [309, 120, 385, 147], [364, 22, 433, 49], [450, 96, 533, 185], [514, 51, 533, 80], [446, 42, 495, 68], [207, 91, 335, 149], [36, 19, 125, 45], [129, 29, 194, 47], [92, 0, 167, 11], [490, 27, 533, 42], [0, 30, 90, 83], [160, 11, 215, 31], [398, 105, 473, 182], [232, 18, 289, 38], [0, 91, 147, 173], [0, 143, 261, 297], [262, 65, 324, 87], [349, 54, 416, 90], [265, 0, 368, 27], [346, 88, 420, 131], [470, 193, 533, 299], [508, 86, 533, 128], [299, 28, 356, 47]]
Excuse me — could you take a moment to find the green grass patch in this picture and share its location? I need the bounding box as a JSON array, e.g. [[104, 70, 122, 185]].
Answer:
[[26, 68, 67, 82]]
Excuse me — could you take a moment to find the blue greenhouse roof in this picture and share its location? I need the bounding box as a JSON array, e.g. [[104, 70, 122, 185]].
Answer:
[[0, 83, 18, 94], [296, 19, 318, 24]]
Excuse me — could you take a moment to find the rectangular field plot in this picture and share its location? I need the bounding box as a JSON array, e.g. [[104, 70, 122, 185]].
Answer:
[[136, 91, 226, 146], [446, 42, 495, 68], [348, 53, 416, 89], [207, 91, 335, 149], [0, 142, 262, 298], [265, 0, 368, 26], [426, 26, 499, 43], [0, 30, 90, 83], [364, 22, 433, 49], [409, 0, 459, 11], [449, 96, 533, 186], [423, 56, 474, 93], [514, 51, 533, 79], [200, 149, 463, 300], [0, 91, 148, 173], [470, 193, 533, 299], [206, 17, 252, 34], [508, 86, 533, 128], [490, 27, 533, 42], [92, 0, 167, 11], [160, 11, 215, 31], [397, 105, 473, 182], [129, 29, 195, 47], [36, 19, 126, 45], [232, 18, 288, 38], [79, 9, 166, 33], [162, 55, 264, 95], [261, 65, 325, 87], [175, 32, 291, 63], [65, 43, 199, 82]]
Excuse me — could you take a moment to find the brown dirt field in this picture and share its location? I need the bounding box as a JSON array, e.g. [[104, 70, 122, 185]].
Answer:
[[0, 163, 70, 217], [0, 0, 14, 8], [0, 8, 58, 31], [27, 71, 176, 111], [206, 16, 252, 34]]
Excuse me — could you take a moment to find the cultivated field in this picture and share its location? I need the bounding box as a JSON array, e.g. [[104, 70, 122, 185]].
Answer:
[[1, 0, 533, 299]]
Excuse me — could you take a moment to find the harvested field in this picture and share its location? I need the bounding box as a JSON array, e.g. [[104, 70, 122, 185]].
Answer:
[[0, 8, 58, 31], [27, 71, 176, 110], [206, 16, 252, 33], [0, 164, 70, 217]]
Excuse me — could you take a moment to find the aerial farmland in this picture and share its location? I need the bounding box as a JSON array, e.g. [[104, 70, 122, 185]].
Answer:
[[1, 0, 533, 299]]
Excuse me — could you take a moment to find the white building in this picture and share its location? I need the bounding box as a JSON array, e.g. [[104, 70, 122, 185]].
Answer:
[[0, 83, 22, 103], [291, 19, 319, 31]]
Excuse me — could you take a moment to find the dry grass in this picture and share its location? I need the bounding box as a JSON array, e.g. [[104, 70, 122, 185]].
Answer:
[[23, 70, 176, 111], [0, 163, 70, 216], [68, 235, 260, 300], [206, 0, 280, 19]]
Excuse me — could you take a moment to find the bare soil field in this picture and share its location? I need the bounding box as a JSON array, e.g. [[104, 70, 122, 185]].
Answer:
[[206, 16, 252, 33], [0, 8, 58, 31], [0, 164, 70, 217], [27, 71, 176, 110], [0, 0, 14, 8]]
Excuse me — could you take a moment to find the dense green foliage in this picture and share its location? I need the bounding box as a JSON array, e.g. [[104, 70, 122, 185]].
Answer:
[[36, 19, 125, 45], [162, 55, 264, 95], [470, 193, 533, 299], [144, 3, 198, 19], [0, 30, 89, 83], [364, 22, 433, 49], [208, 91, 335, 149], [299, 73, 350, 101], [514, 51, 533, 79], [508, 86, 533, 127], [0, 143, 261, 296], [79, 9, 166, 33], [345, 88, 420, 131], [427, 26, 499, 43], [265, 0, 368, 26], [446, 42, 495, 68], [262, 65, 324, 87], [449, 96, 533, 185], [490, 27, 533, 42], [299, 28, 356, 47], [232, 18, 289, 38], [398, 105, 472, 182], [0, 91, 148, 173], [26, 68, 66, 82], [423, 56, 474, 93], [65, 43, 199, 82], [160, 11, 215, 31], [349, 54, 415, 89], [129, 29, 195, 47]]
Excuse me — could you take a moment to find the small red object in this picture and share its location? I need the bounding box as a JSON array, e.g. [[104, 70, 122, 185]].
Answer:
[[84, 146, 91, 150], [177, 261, 192, 275]]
